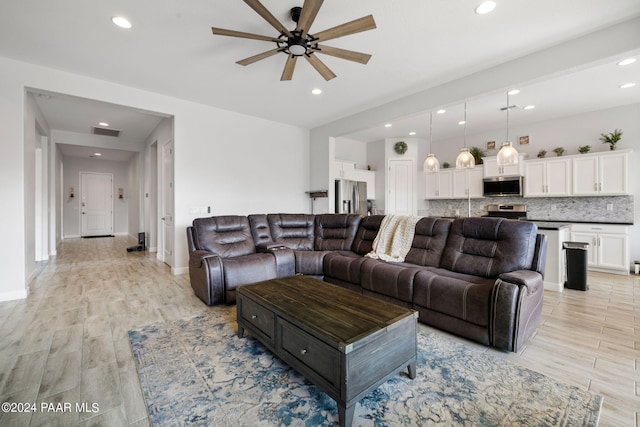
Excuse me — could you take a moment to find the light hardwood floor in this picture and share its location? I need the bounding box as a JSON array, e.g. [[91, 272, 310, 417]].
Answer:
[[0, 236, 637, 426]]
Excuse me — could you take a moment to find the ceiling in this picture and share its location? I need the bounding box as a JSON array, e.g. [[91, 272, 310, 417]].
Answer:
[[2, 1, 640, 159]]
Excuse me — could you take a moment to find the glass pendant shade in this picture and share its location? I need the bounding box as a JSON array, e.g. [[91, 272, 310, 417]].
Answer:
[[423, 153, 440, 173], [456, 148, 475, 169], [497, 141, 518, 165], [423, 112, 440, 173]]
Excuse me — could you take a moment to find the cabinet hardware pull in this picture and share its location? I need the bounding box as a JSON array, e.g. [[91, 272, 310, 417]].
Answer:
[[251, 315, 257, 320], [300, 348, 308, 355]]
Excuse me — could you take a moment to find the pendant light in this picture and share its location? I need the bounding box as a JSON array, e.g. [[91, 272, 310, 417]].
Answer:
[[423, 112, 440, 173], [497, 92, 519, 166], [455, 102, 475, 169]]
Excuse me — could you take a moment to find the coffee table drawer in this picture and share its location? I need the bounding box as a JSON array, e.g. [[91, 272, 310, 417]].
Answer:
[[278, 319, 340, 389], [238, 297, 275, 343]]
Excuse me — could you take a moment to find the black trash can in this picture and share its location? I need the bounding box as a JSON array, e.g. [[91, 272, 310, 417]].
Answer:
[[563, 241, 589, 291]]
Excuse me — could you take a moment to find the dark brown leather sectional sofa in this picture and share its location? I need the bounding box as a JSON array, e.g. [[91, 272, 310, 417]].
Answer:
[[187, 213, 547, 352]]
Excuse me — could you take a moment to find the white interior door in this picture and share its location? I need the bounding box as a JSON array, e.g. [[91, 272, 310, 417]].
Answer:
[[161, 140, 174, 266], [387, 159, 415, 216], [80, 172, 113, 237]]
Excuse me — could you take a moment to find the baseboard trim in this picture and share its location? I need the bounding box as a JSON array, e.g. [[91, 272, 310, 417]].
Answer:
[[0, 289, 28, 302], [172, 266, 189, 276]]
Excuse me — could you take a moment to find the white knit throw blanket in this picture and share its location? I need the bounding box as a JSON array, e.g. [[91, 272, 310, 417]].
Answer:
[[366, 215, 421, 262]]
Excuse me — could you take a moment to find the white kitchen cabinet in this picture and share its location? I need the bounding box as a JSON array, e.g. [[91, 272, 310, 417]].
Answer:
[[334, 161, 356, 180], [524, 158, 571, 197], [483, 154, 525, 178], [572, 150, 629, 196], [353, 169, 376, 199], [425, 170, 452, 199], [452, 168, 483, 198], [570, 223, 629, 274]]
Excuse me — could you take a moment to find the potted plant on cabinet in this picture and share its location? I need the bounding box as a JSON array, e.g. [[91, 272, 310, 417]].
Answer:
[[469, 146, 485, 165], [553, 147, 566, 156], [537, 150, 547, 158], [578, 145, 591, 154], [599, 129, 623, 150]]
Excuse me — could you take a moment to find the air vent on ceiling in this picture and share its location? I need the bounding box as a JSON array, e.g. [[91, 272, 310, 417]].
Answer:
[[92, 126, 121, 137]]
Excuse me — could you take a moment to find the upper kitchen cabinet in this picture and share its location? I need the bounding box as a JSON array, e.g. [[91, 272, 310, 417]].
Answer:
[[425, 169, 453, 199], [334, 160, 356, 180], [452, 168, 484, 199], [524, 157, 571, 197], [572, 149, 631, 196], [483, 154, 526, 178]]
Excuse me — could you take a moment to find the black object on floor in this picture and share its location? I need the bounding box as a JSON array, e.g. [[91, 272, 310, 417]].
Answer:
[[127, 232, 146, 252]]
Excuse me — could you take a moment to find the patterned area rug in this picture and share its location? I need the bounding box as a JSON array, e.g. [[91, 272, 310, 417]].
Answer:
[[128, 307, 602, 426]]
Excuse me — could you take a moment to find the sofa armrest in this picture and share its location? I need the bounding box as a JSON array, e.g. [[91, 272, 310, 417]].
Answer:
[[497, 270, 543, 295], [256, 243, 295, 277], [256, 242, 288, 251], [492, 270, 544, 352], [189, 249, 219, 268]]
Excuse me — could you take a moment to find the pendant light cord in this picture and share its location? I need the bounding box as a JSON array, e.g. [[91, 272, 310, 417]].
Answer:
[[464, 102, 467, 147], [506, 93, 510, 142]]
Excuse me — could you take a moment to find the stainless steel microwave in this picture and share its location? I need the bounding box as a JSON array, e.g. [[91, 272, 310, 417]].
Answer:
[[483, 176, 523, 197]]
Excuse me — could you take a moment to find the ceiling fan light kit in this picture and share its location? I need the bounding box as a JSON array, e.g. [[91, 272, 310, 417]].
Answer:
[[211, 0, 376, 81]]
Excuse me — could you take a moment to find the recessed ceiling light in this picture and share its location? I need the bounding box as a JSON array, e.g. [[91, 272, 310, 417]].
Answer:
[[619, 82, 636, 89], [617, 58, 636, 66], [524, 105, 536, 110], [458, 120, 466, 125], [475, 1, 496, 15], [436, 109, 446, 114], [384, 123, 392, 128], [507, 89, 520, 95], [111, 16, 132, 29], [311, 88, 322, 95], [409, 132, 416, 136], [99, 122, 110, 127], [94, 153, 102, 156]]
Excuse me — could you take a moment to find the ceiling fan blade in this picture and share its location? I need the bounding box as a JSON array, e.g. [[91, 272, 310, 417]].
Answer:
[[297, 0, 324, 38], [237, 48, 282, 66], [281, 55, 298, 81], [212, 27, 282, 43], [312, 45, 372, 64], [243, 0, 293, 38], [312, 15, 376, 43], [305, 54, 336, 81]]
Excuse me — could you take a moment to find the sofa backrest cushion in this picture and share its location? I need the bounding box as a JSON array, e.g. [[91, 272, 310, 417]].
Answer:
[[267, 214, 315, 250], [314, 214, 361, 251], [440, 217, 537, 278], [351, 215, 385, 255], [404, 217, 452, 267], [248, 214, 272, 245], [192, 216, 256, 258]]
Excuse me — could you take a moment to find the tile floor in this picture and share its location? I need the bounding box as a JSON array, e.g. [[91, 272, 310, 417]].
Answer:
[[0, 236, 637, 426]]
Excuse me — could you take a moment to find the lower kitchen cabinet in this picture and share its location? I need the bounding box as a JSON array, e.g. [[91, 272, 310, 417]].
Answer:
[[570, 224, 629, 275]]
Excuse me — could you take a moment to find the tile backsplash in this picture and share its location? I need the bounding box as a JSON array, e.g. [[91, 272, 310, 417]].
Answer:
[[420, 195, 634, 224]]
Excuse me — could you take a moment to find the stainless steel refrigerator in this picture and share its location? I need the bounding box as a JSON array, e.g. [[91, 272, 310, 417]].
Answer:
[[335, 179, 368, 215]]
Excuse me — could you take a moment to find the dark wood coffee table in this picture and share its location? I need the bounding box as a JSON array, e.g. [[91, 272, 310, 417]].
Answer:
[[237, 275, 417, 427]]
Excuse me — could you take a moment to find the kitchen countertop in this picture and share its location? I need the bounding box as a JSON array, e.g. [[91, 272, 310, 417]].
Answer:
[[527, 220, 635, 231]]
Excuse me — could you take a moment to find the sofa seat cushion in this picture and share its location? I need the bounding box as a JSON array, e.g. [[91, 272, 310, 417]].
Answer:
[[294, 250, 331, 275], [222, 253, 278, 291], [440, 217, 537, 278], [413, 267, 495, 327], [360, 259, 420, 304], [323, 251, 367, 286]]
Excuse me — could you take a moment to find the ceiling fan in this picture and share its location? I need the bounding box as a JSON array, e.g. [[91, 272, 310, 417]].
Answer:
[[211, 0, 376, 81]]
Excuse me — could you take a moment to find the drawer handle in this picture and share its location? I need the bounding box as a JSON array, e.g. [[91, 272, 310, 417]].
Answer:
[[251, 315, 257, 320], [300, 348, 308, 355]]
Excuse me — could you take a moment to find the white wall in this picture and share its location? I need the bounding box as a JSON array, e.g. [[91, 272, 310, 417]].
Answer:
[[0, 55, 310, 301]]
